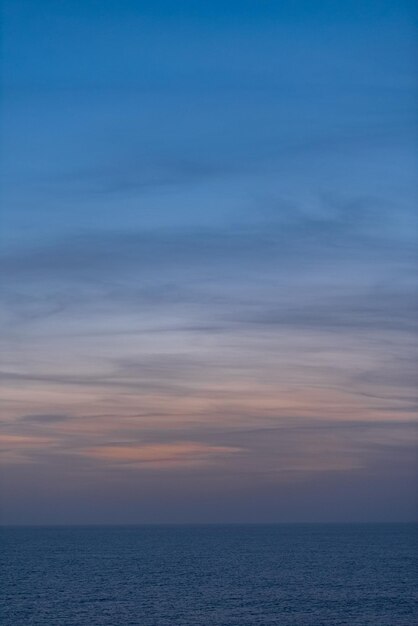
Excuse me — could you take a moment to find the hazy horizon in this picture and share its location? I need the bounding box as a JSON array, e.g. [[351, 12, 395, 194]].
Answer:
[[2, 522, 418, 528]]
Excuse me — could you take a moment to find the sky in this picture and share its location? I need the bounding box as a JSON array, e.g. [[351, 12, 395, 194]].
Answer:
[[1, 0, 417, 524]]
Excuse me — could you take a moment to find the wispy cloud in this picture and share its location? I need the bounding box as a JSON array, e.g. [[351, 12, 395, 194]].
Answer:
[[82, 442, 243, 469]]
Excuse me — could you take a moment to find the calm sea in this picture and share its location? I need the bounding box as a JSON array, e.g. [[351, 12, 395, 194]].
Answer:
[[1, 524, 417, 625]]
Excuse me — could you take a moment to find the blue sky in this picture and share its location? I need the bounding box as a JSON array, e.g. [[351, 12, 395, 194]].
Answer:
[[1, 0, 417, 523]]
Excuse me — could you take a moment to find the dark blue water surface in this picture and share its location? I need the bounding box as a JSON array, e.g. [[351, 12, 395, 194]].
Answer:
[[1, 524, 417, 625]]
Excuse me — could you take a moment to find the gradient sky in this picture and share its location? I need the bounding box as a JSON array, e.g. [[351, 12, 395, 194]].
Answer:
[[1, 0, 417, 523]]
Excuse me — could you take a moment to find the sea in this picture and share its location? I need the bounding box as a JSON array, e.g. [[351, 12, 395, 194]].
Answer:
[[1, 524, 417, 625]]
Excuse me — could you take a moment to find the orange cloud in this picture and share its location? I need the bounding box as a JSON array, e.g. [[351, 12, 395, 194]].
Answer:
[[83, 441, 242, 468], [0, 433, 56, 464]]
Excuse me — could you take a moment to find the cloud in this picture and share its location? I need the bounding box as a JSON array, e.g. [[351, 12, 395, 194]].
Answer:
[[2, 189, 414, 279], [245, 290, 418, 334], [3, 408, 417, 476], [18, 413, 74, 424], [1, 197, 415, 353], [0, 433, 57, 464], [82, 441, 243, 469]]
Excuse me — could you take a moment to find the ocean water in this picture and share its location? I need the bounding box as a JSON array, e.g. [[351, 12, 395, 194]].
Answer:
[[1, 524, 417, 626]]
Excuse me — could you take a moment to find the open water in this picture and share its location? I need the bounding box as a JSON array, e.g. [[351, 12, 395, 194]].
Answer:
[[1, 524, 417, 625]]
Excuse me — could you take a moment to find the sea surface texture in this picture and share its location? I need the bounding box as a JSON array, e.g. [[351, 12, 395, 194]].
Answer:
[[1, 524, 417, 626]]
